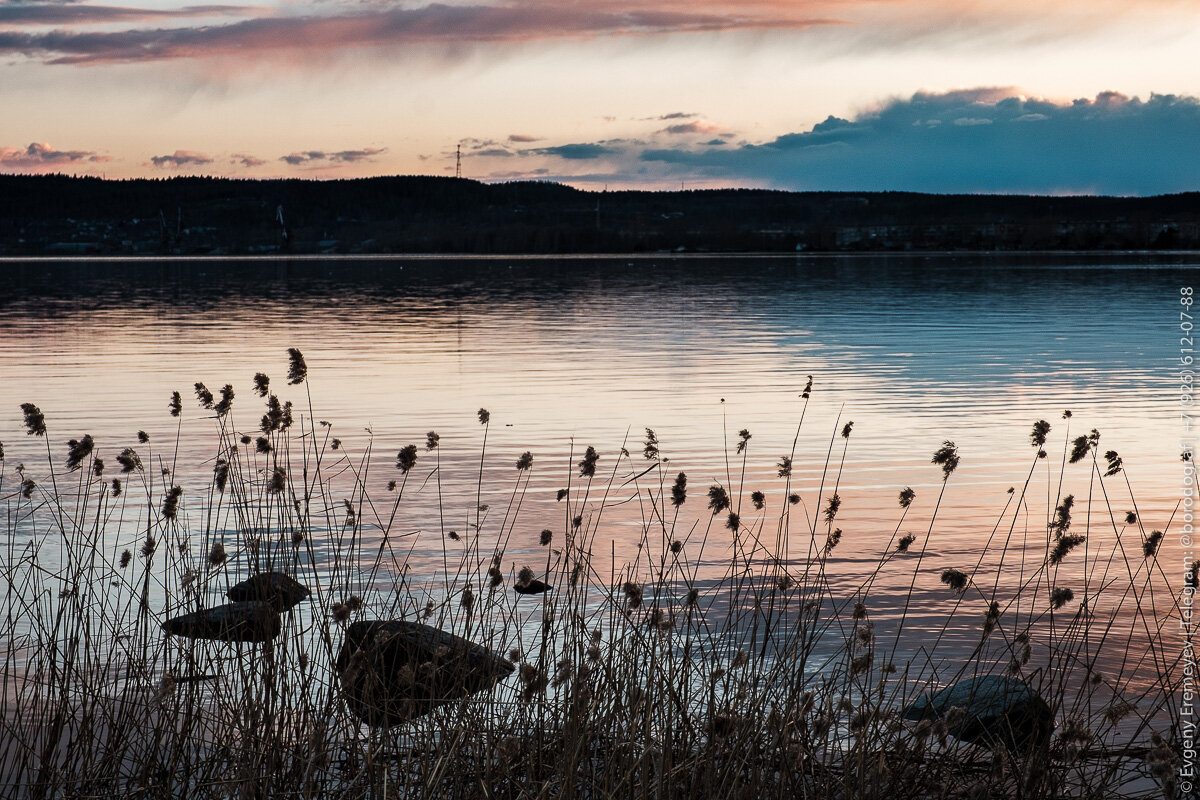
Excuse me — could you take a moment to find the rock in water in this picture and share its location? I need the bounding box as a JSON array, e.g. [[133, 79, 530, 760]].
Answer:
[[514, 579, 552, 596], [162, 602, 281, 643], [227, 571, 311, 611], [903, 674, 1053, 752], [337, 620, 515, 727]]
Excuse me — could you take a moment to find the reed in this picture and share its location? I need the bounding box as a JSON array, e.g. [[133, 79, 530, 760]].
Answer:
[[0, 352, 1187, 799]]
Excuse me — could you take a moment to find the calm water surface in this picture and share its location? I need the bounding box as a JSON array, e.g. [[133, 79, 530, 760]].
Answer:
[[0, 254, 1191, 667]]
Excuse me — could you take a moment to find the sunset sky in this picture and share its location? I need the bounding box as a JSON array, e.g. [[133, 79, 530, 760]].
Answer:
[[3, 0, 1200, 193]]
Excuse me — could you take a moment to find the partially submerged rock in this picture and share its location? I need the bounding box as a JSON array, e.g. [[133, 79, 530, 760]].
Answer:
[[162, 601, 281, 643], [903, 674, 1053, 752], [336, 620, 515, 727], [226, 571, 311, 611]]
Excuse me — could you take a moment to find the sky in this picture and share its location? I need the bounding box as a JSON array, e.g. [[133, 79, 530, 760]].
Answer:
[[3, 0, 1200, 194]]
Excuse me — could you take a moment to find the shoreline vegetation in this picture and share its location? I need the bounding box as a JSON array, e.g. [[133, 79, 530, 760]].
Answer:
[[0, 350, 1188, 798], [4, 174, 1200, 256]]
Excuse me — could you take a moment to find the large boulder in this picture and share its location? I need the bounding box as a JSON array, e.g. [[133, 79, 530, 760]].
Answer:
[[162, 601, 281, 643], [226, 572, 311, 611], [903, 674, 1053, 752], [336, 620, 515, 727]]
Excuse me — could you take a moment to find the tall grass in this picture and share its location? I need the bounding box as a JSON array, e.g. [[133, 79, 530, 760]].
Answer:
[[0, 352, 1187, 799]]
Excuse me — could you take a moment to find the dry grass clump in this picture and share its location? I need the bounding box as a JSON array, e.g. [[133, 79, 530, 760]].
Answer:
[[0, 354, 1187, 799]]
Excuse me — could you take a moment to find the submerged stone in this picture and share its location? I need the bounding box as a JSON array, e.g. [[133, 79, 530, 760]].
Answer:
[[514, 579, 552, 595], [903, 674, 1053, 752], [226, 571, 311, 611], [336, 620, 515, 727], [162, 601, 281, 643]]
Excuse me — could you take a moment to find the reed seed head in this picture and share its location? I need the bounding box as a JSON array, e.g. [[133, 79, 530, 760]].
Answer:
[[268, 466, 286, 493], [1125, 510, 1137, 524], [387, 480, 396, 491], [1068, 435, 1091, 463], [214, 385, 234, 416], [516, 451, 533, 470], [208, 542, 226, 566], [425, 431, 439, 450], [140, 532, 157, 559], [1050, 587, 1074, 609], [161, 486, 182, 520], [477, 408, 490, 425], [898, 487, 915, 508], [931, 441, 960, 480], [726, 512, 740, 532], [1050, 494, 1074, 538], [116, 448, 142, 473], [65, 434, 94, 470], [751, 490, 765, 510], [169, 391, 182, 417], [643, 428, 659, 460], [788, 492, 800, 505], [671, 472, 687, 506], [823, 492, 841, 522], [824, 528, 842, 553], [539, 529, 552, 546], [940, 569, 968, 593], [707, 485, 730, 515], [252, 373, 270, 397], [21, 479, 35, 499], [1103, 450, 1124, 477], [286, 348, 307, 384], [194, 383, 214, 409], [622, 581, 643, 609], [20, 403, 46, 436], [1143, 530, 1164, 558], [578, 446, 598, 478], [841, 421, 854, 439], [213, 458, 229, 492], [801, 376, 812, 399], [670, 539, 683, 554], [1030, 420, 1051, 447], [517, 565, 535, 586], [255, 436, 272, 454], [395, 444, 418, 473], [1051, 534, 1085, 564], [736, 428, 751, 454], [853, 601, 867, 620], [110, 478, 121, 497], [777, 456, 792, 478], [556, 488, 568, 501], [447, 530, 460, 541]]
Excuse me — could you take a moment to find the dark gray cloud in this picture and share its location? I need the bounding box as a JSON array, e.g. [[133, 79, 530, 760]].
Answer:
[[0, 141, 108, 166], [151, 150, 212, 167], [0, 4, 252, 26], [279, 147, 385, 165], [231, 153, 264, 167], [528, 143, 616, 160], [474, 148, 513, 157], [637, 90, 1200, 195], [507, 134, 540, 143], [0, 3, 844, 65]]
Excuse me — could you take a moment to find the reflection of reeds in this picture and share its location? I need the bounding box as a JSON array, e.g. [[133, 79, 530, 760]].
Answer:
[[0, 351, 1186, 799]]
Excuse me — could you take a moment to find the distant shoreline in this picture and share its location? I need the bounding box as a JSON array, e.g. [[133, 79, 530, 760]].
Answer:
[[4, 250, 1200, 262], [5, 173, 1200, 255]]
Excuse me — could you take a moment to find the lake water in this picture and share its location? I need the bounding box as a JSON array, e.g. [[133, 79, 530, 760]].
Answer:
[[0, 254, 1191, 682]]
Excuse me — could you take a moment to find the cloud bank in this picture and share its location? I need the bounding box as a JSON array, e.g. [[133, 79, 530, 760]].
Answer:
[[0, 1, 844, 65], [624, 90, 1200, 195]]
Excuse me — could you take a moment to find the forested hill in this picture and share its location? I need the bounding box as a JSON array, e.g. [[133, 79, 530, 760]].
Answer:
[[3, 173, 1200, 255]]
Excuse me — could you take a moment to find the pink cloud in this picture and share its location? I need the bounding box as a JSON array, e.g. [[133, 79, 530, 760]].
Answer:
[[0, 2, 847, 65], [0, 4, 257, 27], [151, 150, 213, 168], [0, 141, 110, 167], [279, 148, 385, 165]]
